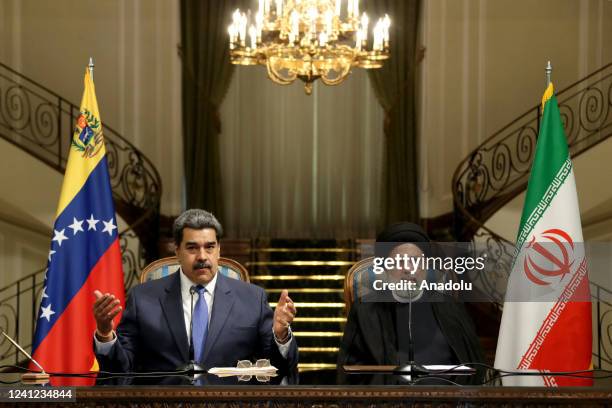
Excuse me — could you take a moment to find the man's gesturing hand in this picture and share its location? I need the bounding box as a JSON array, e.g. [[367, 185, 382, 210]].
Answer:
[[93, 290, 122, 342], [273, 289, 296, 344]]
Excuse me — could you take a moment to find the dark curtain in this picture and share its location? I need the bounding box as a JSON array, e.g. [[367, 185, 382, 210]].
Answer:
[[180, 0, 242, 216], [365, 0, 421, 227]]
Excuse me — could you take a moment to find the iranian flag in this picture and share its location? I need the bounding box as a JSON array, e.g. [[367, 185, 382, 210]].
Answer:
[[494, 82, 592, 386]]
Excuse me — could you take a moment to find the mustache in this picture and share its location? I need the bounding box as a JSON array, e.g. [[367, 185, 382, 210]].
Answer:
[[193, 261, 212, 270]]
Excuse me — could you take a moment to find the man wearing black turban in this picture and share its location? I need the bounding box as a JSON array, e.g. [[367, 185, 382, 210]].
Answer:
[[337, 223, 484, 383]]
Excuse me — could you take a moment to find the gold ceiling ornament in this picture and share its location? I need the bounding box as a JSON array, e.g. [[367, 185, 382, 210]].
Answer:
[[228, 0, 390, 95]]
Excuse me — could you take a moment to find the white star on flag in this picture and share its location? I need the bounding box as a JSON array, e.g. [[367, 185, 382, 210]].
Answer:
[[48, 250, 56, 262], [40, 304, 55, 321], [52, 229, 68, 247], [87, 214, 99, 231], [102, 218, 117, 236], [41, 286, 49, 299], [68, 217, 84, 235]]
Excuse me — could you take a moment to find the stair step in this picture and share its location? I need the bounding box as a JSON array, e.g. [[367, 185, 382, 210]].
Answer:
[[270, 302, 344, 308], [293, 317, 346, 323], [295, 338, 343, 348], [298, 363, 337, 372], [252, 268, 349, 277], [251, 275, 345, 283], [292, 322, 344, 333], [256, 280, 343, 290], [247, 260, 355, 267], [298, 353, 341, 364], [293, 331, 343, 337], [298, 347, 340, 352], [252, 248, 357, 262], [249, 240, 357, 373], [269, 293, 344, 303], [253, 248, 358, 253], [266, 288, 343, 293]]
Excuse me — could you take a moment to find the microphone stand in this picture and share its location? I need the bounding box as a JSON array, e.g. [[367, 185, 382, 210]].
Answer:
[[394, 287, 475, 381], [1, 330, 50, 384], [396, 289, 429, 376]]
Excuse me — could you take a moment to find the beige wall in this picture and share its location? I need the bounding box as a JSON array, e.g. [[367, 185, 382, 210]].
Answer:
[[418, 0, 612, 218], [0, 214, 49, 290], [0, 0, 183, 216]]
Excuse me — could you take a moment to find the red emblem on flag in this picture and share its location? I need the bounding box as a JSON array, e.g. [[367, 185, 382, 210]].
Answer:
[[523, 228, 575, 286]]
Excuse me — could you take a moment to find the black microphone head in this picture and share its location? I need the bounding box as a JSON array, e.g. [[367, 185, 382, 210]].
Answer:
[[190, 285, 197, 295]]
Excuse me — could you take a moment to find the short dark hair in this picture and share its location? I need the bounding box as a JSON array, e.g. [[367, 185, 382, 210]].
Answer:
[[173, 209, 223, 246]]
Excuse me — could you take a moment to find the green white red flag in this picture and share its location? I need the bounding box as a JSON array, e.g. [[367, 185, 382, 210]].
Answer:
[[494, 83, 592, 386]]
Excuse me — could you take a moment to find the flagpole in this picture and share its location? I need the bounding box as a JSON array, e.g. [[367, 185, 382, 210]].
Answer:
[[88, 57, 95, 81], [545, 60, 552, 87]]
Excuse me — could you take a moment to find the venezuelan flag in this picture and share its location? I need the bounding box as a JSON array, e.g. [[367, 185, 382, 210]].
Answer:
[[31, 69, 125, 385]]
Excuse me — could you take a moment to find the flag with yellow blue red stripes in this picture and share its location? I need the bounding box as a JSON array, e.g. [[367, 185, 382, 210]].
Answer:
[[31, 68, 125, 385]]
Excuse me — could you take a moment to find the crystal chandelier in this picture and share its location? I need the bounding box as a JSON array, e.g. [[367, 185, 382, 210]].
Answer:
[[228, 0, 390, 95]]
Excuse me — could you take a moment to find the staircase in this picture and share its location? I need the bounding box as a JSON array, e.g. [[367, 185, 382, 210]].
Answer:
[[452, 61, 612, 367], [248, 239, 359, 373]]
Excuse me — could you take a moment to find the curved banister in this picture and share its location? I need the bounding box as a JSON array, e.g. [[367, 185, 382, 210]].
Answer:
[[452, 61, 612, 242], [0, 61, 162, 266]]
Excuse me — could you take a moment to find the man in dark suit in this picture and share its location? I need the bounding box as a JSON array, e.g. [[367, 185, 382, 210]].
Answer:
[[92, 209, 298, 374]]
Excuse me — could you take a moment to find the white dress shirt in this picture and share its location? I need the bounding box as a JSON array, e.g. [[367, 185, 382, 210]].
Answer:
[[94, 269, 292, 358], [180, 268, 216, 338]]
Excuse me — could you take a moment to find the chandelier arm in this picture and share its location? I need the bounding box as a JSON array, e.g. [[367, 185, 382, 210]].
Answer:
[[266, 58, 297, 85]]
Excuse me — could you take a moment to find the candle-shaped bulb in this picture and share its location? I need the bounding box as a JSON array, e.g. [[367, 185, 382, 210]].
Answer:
[[383, 14, 390, 43], [355, 30, 363, 50], [249, 25, 257, 49], [239, 12, 247, 45], [228, 25, 236, 48], [335, 0, 341, 16], [325, 10, 334, 35], [372, 19, 383, 51], [275, 0, 283, 18], [290, 10, 300, 43], [319, 31, 328, 46], [360, 12, 368, 32], [256, 12, 264, 34]]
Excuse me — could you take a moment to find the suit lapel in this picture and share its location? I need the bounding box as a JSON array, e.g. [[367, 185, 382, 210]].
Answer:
[[202, 273, 235, 362], [160, 273, 189, 362]]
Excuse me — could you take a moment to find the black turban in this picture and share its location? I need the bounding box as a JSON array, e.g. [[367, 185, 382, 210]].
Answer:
[[376, 222, 431, 257]]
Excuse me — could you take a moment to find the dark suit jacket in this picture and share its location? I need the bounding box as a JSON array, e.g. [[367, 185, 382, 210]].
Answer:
[[95, 272, 298, 374]]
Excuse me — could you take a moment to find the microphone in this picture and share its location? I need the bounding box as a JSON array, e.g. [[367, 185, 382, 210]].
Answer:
[[175, 285, 205, 376], [401, 287, 428, 376], [1, 330, 50, 384], [189, 285, 196, 361]]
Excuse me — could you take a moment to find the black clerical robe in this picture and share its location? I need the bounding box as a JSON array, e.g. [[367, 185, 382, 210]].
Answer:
[[337, 291, 484, 379]]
